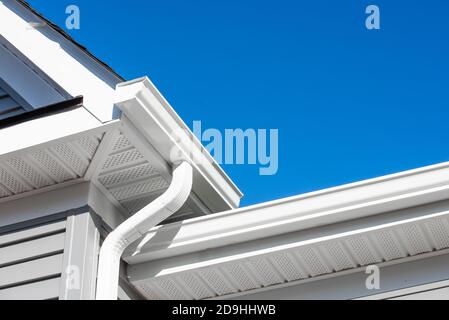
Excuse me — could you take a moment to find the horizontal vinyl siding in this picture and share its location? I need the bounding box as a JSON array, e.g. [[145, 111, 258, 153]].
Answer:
[[0, 233, 65, 266], [0, 219, 66, 300], [0, 278, 60, 300], [0, 254, 63, 288], [0, 87, 25, 120]]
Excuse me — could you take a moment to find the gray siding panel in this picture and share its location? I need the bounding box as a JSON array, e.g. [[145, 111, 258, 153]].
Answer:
[[0, 253, 63, 288], [0, 96, 20, 110], [0, 85, 26, 120], [0, 233, 65, 267], [0, 278, 60, 300], [0, 218, 66, 299], [0, 209, 102, 300], [0, 220, 66, 246]]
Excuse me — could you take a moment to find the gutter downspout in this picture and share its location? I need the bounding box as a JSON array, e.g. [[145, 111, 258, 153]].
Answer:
[[96, 161, 193, 300]]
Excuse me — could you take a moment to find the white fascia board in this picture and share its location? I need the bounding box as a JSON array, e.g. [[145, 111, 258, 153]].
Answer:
[[115, 77, 243, 212], [0, 106, 118, 160], [0, 1, 121, 121], [125, 161, 449, 262]]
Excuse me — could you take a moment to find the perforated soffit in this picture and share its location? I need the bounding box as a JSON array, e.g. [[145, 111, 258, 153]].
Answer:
[[0, 129, 198, 221], [94, 132, 197, 220], [0, 134, 101, 197]]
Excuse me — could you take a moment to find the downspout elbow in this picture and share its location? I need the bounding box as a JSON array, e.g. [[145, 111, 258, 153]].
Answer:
[[96, 161, 193, 300]]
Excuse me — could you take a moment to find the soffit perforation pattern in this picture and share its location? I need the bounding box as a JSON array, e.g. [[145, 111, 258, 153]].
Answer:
[[130, 212, 449, 300], [95, 132, 196, 220], [0, 125, 202, 221], [0, 134, 102, 199]]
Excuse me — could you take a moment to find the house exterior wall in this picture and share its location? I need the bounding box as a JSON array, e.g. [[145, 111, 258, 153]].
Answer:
[[0, 182, 142, 300], [0, 215, 66, 299], [0, 206, 99, 300]]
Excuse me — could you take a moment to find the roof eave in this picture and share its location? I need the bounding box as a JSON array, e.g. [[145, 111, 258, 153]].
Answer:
[[126, 197, 449, 300], [115, 77, 243, 212], [125, 160, 449, 263], [0, 98, 116, 160]]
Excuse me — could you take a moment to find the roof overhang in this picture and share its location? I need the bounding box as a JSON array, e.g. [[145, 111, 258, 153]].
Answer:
[[0, 77, 242, 222], [0, 0, 123, 121], [125, 161, 449, 262], [127, 202, 449, 299], [115, 77, 242, 212], [0, 97, 107, 157], [123, 161, 449, 299]]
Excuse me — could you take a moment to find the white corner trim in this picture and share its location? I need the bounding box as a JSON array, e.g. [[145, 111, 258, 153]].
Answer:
[[88, 181, 125, 230], [115, 77, 243, 212]]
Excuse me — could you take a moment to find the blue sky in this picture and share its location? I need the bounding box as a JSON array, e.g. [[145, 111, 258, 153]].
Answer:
[[27, 0, 449, 206]]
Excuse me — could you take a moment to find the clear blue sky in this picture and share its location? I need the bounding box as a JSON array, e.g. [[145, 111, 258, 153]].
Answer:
[[27, 0, 449, 206]]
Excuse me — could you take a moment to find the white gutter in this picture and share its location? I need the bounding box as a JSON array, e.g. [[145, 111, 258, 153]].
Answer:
[[126, 201, 449, 300], [124, 160, 449, 263], [96, 161, 193, 300]]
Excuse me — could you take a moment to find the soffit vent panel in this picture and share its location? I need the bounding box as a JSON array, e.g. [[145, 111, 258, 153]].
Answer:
[[94, 133, 197, 220], [0, 124, 203, 222], [0, 134, 102, 199]]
